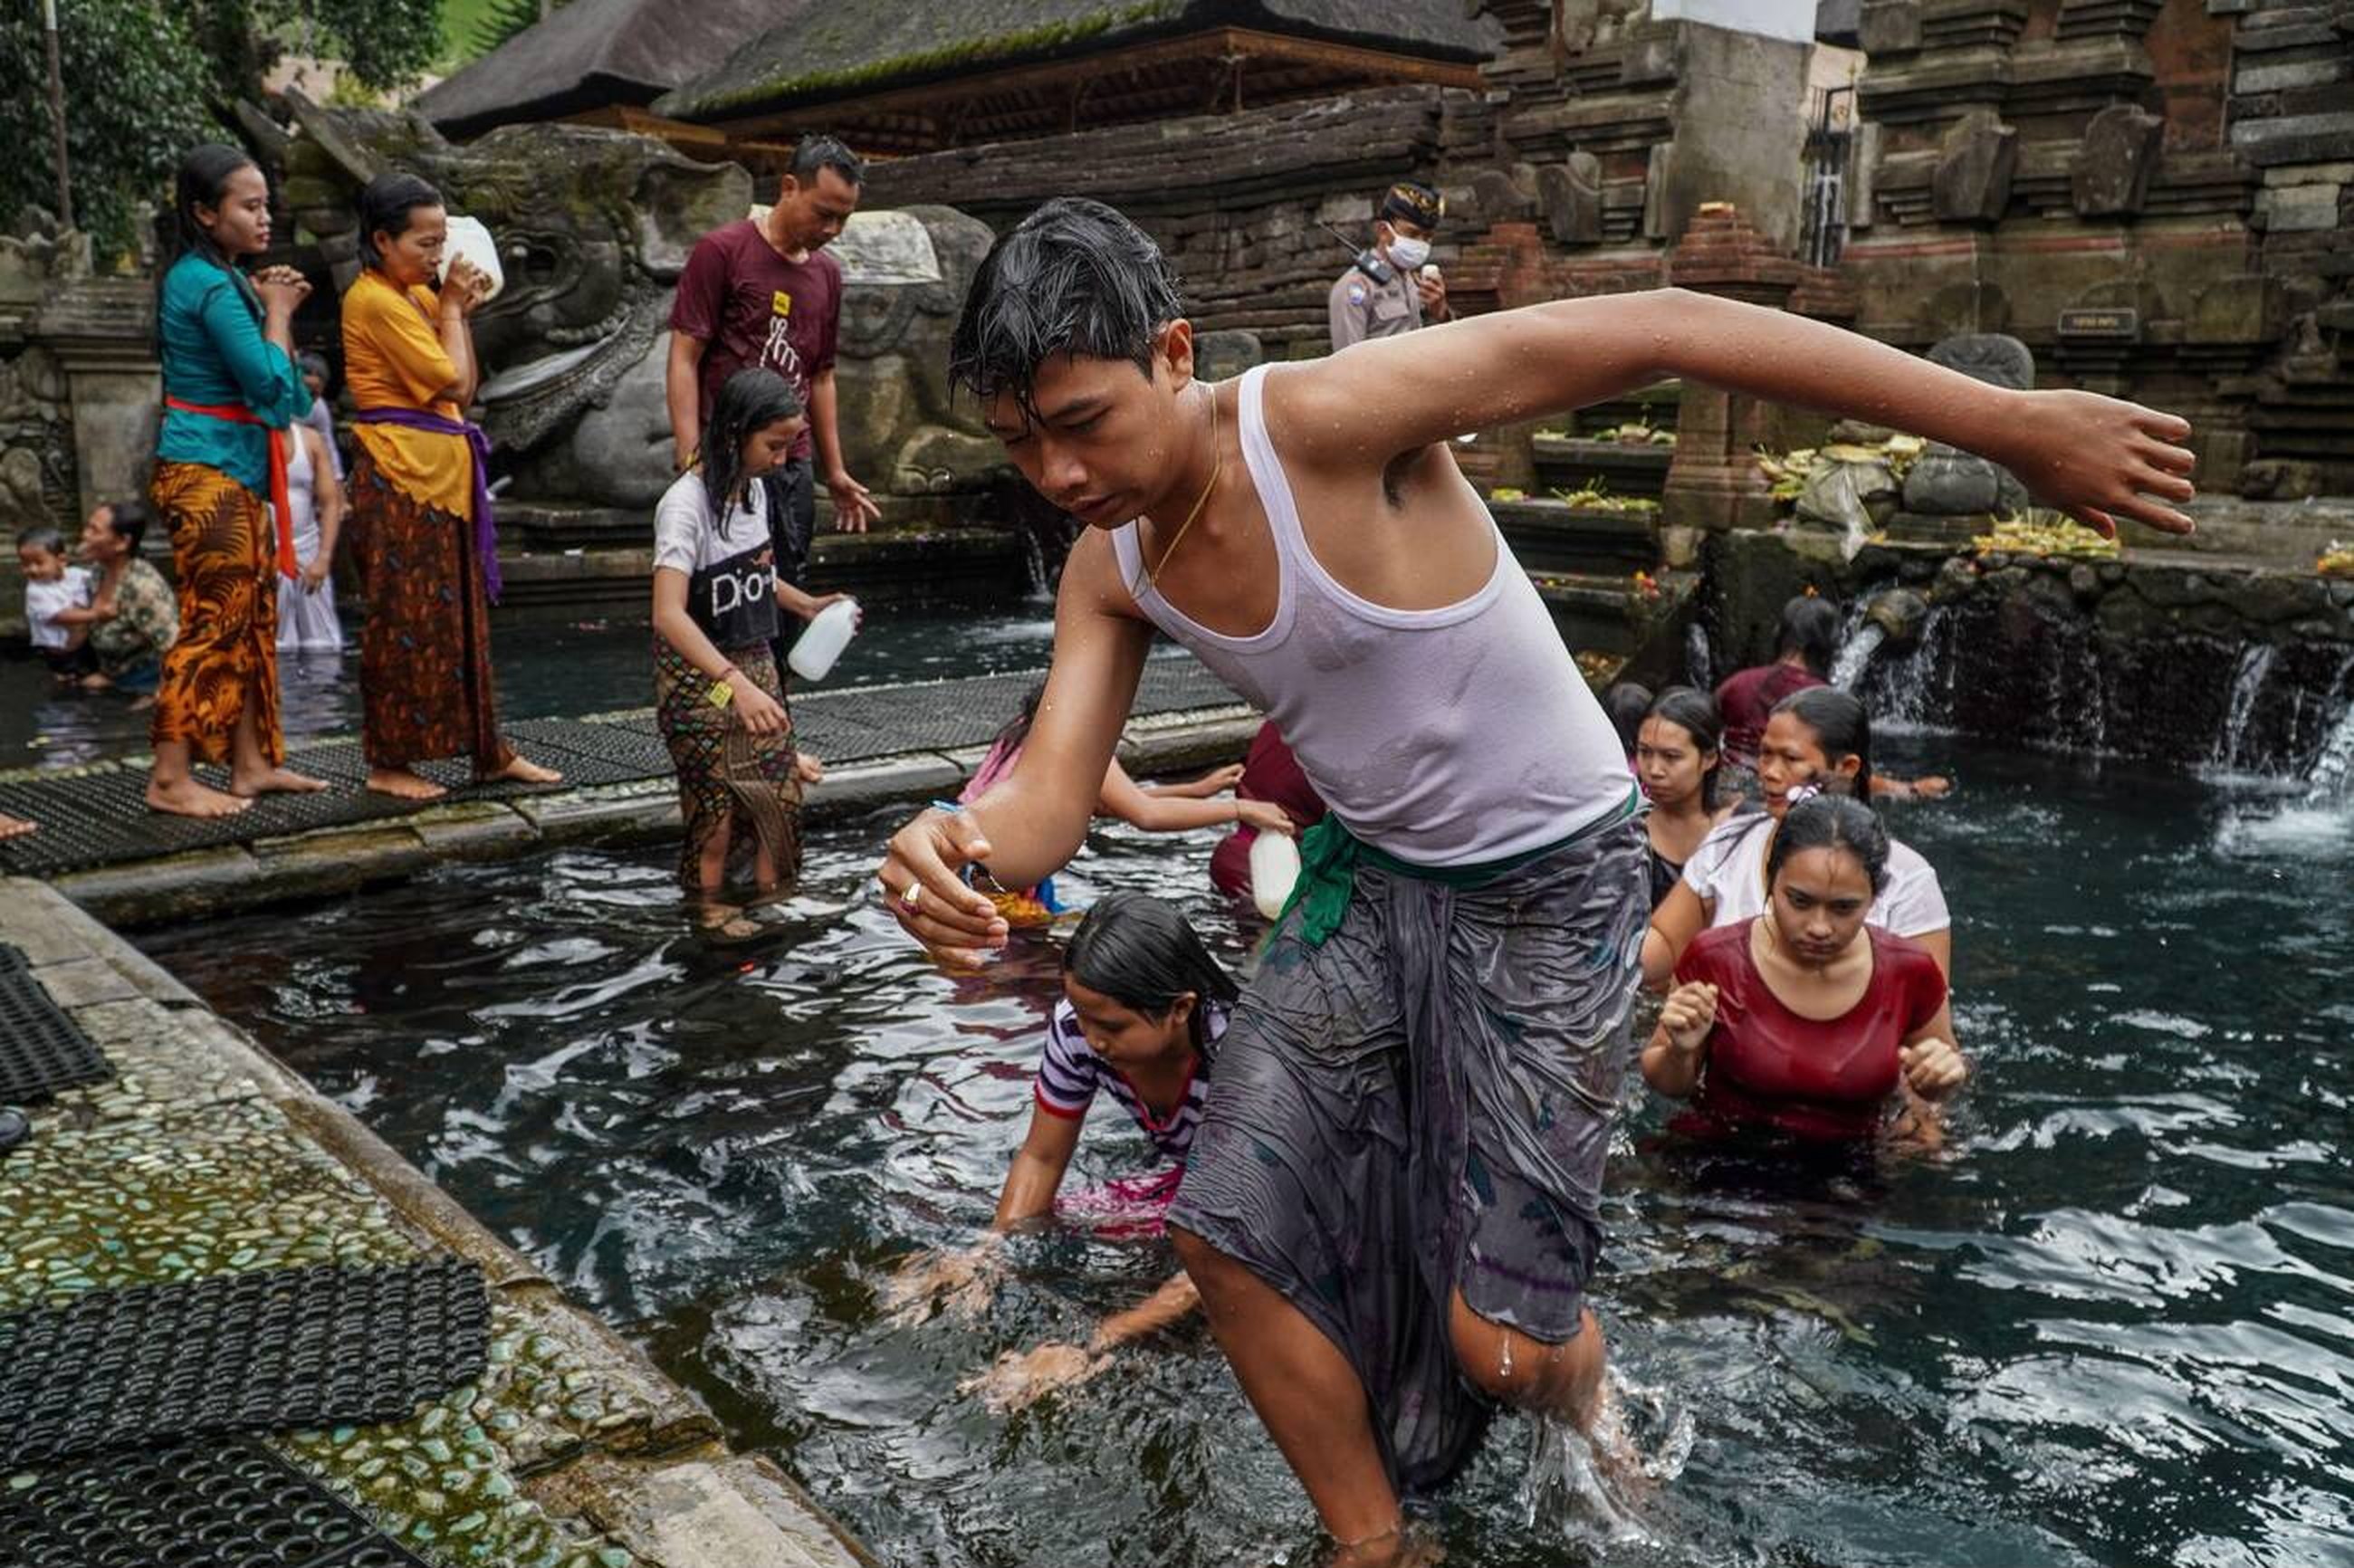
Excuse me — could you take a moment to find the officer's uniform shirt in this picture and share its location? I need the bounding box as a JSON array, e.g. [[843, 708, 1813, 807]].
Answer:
[[1327, 259, 1423, 350]]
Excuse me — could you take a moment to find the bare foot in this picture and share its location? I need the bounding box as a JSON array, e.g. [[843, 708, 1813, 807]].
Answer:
[[367, 767, 449, 801], [794, 751, 825, 785], [147, 776, 253, 818], [0, 814, 35, 841], [486, 753, 562, 786], [230, 765, 329, 798]]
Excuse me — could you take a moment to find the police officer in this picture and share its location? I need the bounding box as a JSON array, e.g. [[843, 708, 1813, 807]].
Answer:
[[1327, 180, 1451, 350]]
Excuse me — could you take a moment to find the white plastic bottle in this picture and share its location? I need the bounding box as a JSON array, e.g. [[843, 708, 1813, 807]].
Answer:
[[788, 597, 859, 682], [438, 215, 504, 302], [1249, 828, 1300, 921]]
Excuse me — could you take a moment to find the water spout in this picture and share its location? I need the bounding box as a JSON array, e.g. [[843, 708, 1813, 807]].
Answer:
[[1832, 623, 1886, 690], [1685, 624, 1713, 689], [2305, 702, 2354, 803], [2211, 644, 2278, 775]]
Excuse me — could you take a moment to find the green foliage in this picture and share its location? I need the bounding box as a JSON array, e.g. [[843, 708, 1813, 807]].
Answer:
[[0, 2, 212, 263], [470, 0, 561, 60], [1, 0, 442, 263]]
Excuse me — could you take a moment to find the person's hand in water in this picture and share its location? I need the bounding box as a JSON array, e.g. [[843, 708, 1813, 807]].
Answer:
[[1899, 1037, 1968, 1100], [876, 807, 1010, 966], [732, 680, 789, 737], [1909, 775, 1953, 800], [1658, 980, 1718, 1059], [1997, 389, 2196, 537], [881, 1234, 1005, 1325], [962, 1340, 1112, 1412], [1239, 799, 1295, 836]]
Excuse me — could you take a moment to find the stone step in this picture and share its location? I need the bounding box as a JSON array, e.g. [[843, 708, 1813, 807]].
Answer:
[[1529, 435, 1674, 499], [1493, 497, 1663, 576]]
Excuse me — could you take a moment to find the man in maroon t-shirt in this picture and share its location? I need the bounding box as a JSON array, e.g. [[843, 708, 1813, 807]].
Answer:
[[667, 134, 881, 663]]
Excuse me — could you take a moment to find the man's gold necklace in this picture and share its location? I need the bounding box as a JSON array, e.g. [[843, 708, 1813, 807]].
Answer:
[[1143, 390, 1221, 592]]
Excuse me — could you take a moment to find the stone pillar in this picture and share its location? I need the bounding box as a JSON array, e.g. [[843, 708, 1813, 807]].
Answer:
[[28, 276, 158, 520], [1660, 203, 1800, 532]]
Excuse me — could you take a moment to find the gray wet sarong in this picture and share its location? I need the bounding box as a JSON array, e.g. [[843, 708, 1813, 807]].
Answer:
[[1167, 817, 1648, 1496]]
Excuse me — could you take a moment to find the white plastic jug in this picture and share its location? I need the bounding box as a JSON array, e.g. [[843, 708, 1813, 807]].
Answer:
[[1249, 828, 1300, 921], [788, 597, 859, 682], [438, 215, 504, 302]]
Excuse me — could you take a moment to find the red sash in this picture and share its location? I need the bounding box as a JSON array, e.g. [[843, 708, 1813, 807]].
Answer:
[[163, 395, 298, 578]]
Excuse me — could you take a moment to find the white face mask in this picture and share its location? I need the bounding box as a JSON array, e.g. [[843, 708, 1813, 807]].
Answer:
[[1385, 233, 1431, 272]]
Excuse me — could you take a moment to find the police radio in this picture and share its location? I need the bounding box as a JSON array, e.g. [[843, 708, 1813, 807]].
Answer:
[[1321, 222, 1396, 285]]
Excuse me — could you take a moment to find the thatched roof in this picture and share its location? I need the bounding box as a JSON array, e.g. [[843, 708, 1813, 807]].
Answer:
[[655, 0, 1498, 129], [416, 0, 810, 139]]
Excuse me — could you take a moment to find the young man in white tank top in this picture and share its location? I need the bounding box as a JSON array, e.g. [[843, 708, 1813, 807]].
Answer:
[[875, 200, 2197, 1559]]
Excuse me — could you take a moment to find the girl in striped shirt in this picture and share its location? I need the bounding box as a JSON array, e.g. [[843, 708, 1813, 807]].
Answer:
[[913, 894, 1238, 1410]]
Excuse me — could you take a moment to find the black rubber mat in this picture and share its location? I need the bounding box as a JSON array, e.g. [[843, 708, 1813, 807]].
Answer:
[[0, 655, 1244, 876], [0, 1435, 432, 1568], [0, 945, 112, 1104], [0, 1257, 490, 1467]]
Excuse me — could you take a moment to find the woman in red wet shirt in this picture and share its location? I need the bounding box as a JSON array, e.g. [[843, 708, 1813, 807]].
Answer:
[[1641, 792, 1968, 1146]]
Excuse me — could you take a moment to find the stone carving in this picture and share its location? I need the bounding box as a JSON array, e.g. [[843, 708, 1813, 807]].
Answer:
[[1901, 331, 2034, 517], [1931, 110, 2016, 225], [1538, 152, 1605, 245], [2072, 104, 2165, 218], [267, 98, 1005, 518]]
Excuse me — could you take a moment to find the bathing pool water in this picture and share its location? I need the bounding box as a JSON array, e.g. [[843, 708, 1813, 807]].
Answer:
[[142, 735, 2354, 1567]]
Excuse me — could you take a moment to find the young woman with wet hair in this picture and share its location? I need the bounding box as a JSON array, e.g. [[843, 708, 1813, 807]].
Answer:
[[1644, 685, 1953, 985], [146, 142, 327, 817], [892, 893, 1239, 1409], [1714, 594, 1841, 772], [872, 194, 2190, 1554], [1634, 685, 1742, 908], [342, 170, 559, 800], [1642, 794, 1966, 1145], [649, 368, 830, 928]]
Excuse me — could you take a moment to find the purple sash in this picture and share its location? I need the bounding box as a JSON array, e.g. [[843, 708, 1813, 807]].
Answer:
[[350, 406, 502, 600]]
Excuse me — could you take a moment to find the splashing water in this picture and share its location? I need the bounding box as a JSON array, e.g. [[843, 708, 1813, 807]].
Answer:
[[1518, 1370, 1693, 1550], [2209, 643, 2278, 775], [2302, 699, 2354, 803], [1830, 622, 1886, 690]]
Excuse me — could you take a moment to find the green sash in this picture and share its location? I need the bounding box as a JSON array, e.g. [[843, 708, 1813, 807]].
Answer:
[[1277, 785, 1644, 945]]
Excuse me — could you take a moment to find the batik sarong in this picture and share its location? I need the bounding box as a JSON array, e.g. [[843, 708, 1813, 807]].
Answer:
[[653, 640, 803, 892], [149, 460, 281, 766], [1167, 817, 1648, 1497], [350, 447, 511, 775]]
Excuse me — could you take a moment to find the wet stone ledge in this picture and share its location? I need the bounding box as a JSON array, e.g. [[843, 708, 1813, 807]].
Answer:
[[0, 879, 877, 1568]]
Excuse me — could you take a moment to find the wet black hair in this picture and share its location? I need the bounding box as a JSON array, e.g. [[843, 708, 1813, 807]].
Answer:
[[1771, 685, 1875, 806], [949, 197, 1183, 419], [98, 499, 153, 551], [1775, 594, 1843, 678], [789, 135, 865, 188], [166, 143, 259, 276], [1643, 684, 1725, 811], [1063, 892, 1239, 1045], [1602, 682, 1652, 755], [356, 172, 445, 270], [1766, 793, 1890, 896], [991, 677, 1048, 758], [699, 368, 804, 524], [15, 525, 64, 557]]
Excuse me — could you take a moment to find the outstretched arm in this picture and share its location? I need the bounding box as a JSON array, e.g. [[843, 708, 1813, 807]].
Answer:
[[1277, 289, 2196, 535], [876, 530, 1153, 961]]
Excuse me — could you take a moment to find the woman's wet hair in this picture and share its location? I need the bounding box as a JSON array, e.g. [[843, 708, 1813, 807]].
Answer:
[[699, 368, 804, 523], [166, 144, 259, 273], [1772, 685, 1875, 805], [1602, 682, 1651, 754], [1064, 892, 1239, 1041], [1775, 594, 1843, 678], [1766, 793, 1890, 895], [356, 172, 446, 269], [99, 500, 152, 551], [990, 678, 1049, 759], [1644, 684, 1725, 810], [949, 197, 1183, 418]]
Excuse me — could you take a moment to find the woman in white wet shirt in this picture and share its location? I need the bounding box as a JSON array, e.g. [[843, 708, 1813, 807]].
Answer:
[[651, 368, 829, 926]]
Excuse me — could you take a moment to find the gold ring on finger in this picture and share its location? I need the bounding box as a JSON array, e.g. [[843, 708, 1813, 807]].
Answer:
[[899, 881, 922, 912]]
